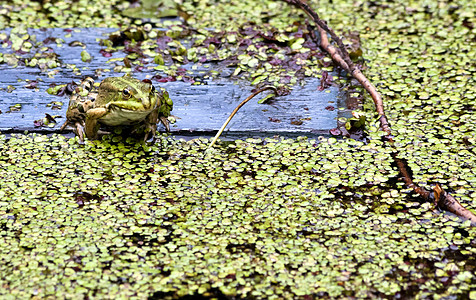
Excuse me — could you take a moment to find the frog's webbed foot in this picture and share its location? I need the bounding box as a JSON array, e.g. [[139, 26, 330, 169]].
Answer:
[[159, 116, 170, 132], [144, 132, 156, 143], [74, 123, 86, 144], [143, 115, 171, 143], [143, 123, 157, 143]]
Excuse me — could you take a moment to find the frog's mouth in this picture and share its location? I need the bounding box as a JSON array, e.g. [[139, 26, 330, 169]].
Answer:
[[100, 107, 153, 126]]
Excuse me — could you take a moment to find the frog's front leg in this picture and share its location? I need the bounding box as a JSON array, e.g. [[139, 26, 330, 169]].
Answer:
[[159, 116, 170, 132], [144, 109, 159, 142], [85, 107, 109, 140]]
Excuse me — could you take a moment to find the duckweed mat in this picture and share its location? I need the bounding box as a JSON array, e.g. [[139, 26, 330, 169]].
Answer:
[[0, 0, 476, 298], [0, 134, 475, 299]]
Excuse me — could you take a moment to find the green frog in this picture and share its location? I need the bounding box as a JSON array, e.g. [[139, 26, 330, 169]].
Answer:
[[61, 75, 173, 142]]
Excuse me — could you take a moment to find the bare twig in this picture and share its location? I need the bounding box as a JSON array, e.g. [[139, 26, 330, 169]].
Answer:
[[208, 86, 277, 149]]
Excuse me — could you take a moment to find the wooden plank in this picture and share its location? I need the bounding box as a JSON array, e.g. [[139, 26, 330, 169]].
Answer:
[[0, 28, 350, 138]]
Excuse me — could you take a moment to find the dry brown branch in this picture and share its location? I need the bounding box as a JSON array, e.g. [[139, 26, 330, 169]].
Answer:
[[288, 0, 391, 135], [283, 0, 476, 225], [393, 155, 430, 199], [434, 185, 476, 224]]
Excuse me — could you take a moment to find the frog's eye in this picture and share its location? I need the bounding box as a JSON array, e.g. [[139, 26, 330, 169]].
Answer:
[[122, 88, 131, 99]]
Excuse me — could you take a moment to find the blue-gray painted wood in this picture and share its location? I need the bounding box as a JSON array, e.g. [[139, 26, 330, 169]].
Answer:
[[0, 28, 350, 138]]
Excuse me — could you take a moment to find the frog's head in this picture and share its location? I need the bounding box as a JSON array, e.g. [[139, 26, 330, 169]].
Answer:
[[95, 76, 159, 112]]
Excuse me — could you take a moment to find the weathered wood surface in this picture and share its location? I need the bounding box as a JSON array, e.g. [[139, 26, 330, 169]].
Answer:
[[0, 28, 349, 139]]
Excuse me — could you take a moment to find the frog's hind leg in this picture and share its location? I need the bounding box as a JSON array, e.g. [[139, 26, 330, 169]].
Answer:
[[59, 120, 69, 131]]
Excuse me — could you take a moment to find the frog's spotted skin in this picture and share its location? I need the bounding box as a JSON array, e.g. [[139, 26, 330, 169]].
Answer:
[[60, 77, 96, 142], [61, 75, 173, 142]]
